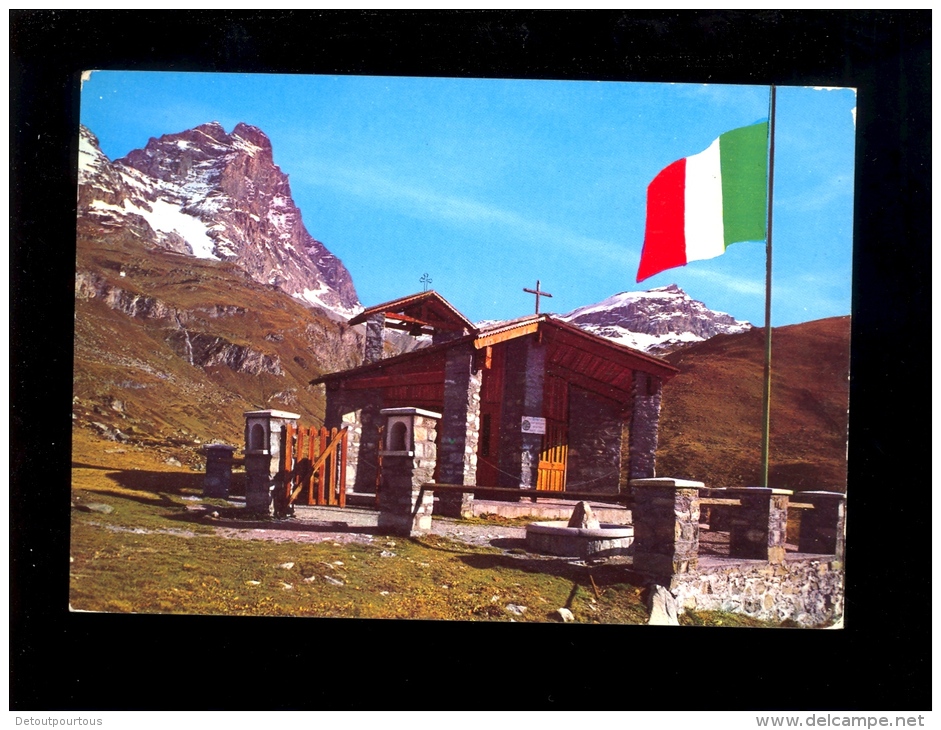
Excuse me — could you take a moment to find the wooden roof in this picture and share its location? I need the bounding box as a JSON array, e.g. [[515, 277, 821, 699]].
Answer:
[[347, 290, 475, 336], [311, 313, 678, 393]]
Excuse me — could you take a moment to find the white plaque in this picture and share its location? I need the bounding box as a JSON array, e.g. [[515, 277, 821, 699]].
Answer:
[[521, 417, 546, 434]]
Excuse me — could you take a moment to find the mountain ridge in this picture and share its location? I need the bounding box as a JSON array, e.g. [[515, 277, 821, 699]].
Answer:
[[78, 122, 361, 319], [558, 283, 752, 354]]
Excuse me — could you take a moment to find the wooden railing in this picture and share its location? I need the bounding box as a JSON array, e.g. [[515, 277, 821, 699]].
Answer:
[[280, 425, 348, 508], [421, 483, 634, 506]]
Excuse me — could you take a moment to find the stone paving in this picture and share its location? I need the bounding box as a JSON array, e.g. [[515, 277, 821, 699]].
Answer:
[[203, 500, 528, 551]]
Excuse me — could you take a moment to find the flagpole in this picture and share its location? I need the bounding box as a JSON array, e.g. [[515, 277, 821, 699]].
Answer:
[[760, 85, 777, 488]]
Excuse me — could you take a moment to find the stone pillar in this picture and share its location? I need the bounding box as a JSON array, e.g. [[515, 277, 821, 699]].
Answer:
[[726, 487, 792, 564], [363, 313, 385, 364], [377, 408, 440, 536], [437, 343, 483, 486], [795, 491, 846, 561], [324, 386, 384, 494], [243, 409, 300, 514], [436, 489, 475, 519], [630, 478, 702, 579], [497, 337, 545, 490], [203, 444, 236, 498], [629, 372, 663, 480], [520, 339, 546, 490]]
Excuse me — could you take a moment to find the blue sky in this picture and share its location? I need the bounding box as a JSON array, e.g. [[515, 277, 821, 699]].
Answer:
[[80, 71, 856, 326]]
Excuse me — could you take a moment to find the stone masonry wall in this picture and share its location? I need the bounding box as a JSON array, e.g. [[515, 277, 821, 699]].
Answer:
[[566, 386, 623, 494], [437, 343, 483, 485], [629, 372, 663, 480], [324, 386, 384, 493], [669, 557, 845, 627], [497, 337, 545, 488]]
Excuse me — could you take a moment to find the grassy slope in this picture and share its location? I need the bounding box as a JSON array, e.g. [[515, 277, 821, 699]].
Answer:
[[69, 428, 776, 626], [73, 225, 362, 462], [658, 316, 851, 491]]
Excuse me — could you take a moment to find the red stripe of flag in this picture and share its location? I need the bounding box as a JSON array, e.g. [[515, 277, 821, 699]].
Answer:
[[636, 157, 687, 282]]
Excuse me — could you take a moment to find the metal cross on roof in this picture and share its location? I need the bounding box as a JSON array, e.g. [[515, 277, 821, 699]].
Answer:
[[420, 273, 432, 292], [523, 279, 553, 314]]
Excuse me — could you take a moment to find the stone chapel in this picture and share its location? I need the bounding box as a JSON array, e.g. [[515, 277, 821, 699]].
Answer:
[[310, 290, 679, 498]]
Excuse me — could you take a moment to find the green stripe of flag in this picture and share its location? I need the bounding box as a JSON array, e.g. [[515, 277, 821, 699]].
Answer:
[[719, 121, 769, 248]]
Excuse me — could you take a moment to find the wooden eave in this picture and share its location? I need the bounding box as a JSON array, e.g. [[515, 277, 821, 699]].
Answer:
[[309, 335, 473, 386], [472, 316, 542, 348], [541, 317, 680, 382], [347, 290, 476, 334]]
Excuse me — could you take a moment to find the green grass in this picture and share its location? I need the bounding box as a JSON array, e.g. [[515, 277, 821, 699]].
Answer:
[[69, 510, 650, 622], [69, 430, 791, 627], [678, 609, 786, 629]]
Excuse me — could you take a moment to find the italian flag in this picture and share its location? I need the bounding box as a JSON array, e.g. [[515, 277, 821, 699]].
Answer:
[[636, 121, 770, 283]]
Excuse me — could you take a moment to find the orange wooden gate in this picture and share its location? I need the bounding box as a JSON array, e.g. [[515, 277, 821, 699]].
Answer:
[[537, 420, 568, 491], [537, 374, 569, 492], [280, 424, 349, 509]]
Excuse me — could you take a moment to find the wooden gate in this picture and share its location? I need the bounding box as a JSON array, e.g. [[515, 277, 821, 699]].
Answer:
[[537, 374, 569, 492], [280, 424, 348, 509], [537, 420, 568, 492]]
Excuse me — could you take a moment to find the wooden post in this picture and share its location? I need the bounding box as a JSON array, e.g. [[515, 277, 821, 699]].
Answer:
[[339, 428, 348, 507], [306, 426, 316, 505], [282, 424, 294, 507], [329, 427, 338, 505], [317, 427, 327, 505]]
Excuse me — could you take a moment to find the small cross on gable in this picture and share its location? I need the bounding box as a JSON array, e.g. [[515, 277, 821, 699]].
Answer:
[[523, 280, 553, 314]]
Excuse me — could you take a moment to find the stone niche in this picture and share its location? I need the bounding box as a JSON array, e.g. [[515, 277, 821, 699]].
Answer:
[[376, 407, 441, 536], [243, 409, 300, 513], [380, 407, 442, 455]]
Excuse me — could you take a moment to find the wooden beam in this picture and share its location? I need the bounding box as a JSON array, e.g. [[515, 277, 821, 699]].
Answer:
[[421, 483, 633, 505], [474, 322, 540, 349], [385, 310, 466, 331], [384, 321, 436, 335], [343, 372, 443, 390]]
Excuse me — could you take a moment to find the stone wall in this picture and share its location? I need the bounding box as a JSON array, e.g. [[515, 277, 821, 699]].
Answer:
[[566, 386, 623, 494], [324, 386, 384, 493], [497, 337, 545, 489], [628, 372, 662, 479], [437, 343, 483, 485], [669, 556, 845, 627]]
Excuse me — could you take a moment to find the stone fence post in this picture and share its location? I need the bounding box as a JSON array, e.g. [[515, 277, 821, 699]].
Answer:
[[630, 478, 702, 580], [376, 408, 440, 536], [726, 488, 792, 564], [795, 491, 846, 561], [203, 444, 236, 498], [243, 409, 300, 514]]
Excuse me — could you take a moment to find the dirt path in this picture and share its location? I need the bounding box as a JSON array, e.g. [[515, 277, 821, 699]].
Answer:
[[197, 503, 528, 551]]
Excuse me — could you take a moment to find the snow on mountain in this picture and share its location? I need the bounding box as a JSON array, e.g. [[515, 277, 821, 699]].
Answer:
[[558, 284, 752, 354], [77, 123, 362, 319]]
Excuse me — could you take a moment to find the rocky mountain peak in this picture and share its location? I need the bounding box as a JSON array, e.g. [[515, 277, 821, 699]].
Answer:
[[559, 285, 751, 355], [231, 122, 273, 154], [77, 122, 362, 319]]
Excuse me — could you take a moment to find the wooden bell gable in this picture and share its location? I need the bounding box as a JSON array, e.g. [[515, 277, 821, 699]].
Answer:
[[348, 290, 476, 337]]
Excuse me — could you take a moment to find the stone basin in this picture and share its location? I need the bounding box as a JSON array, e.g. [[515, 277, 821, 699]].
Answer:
[[525, 520, 634, 558]]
